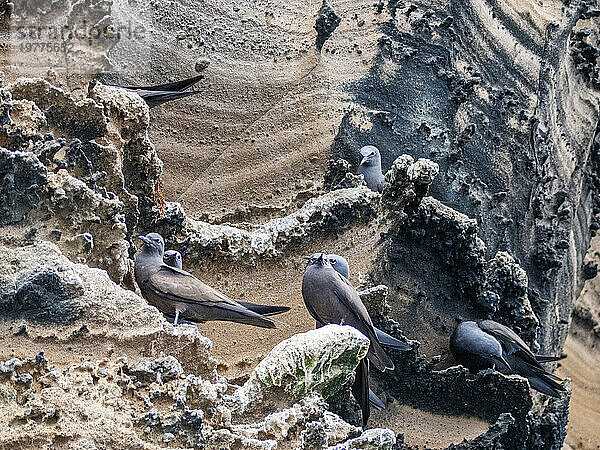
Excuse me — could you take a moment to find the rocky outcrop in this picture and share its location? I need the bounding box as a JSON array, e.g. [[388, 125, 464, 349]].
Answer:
[[232, 325, 369, 416], [0, 78, 163, 284], [153, 187, 379, 263], [0, 242, 393, 449], [2, 0, 597, 445]]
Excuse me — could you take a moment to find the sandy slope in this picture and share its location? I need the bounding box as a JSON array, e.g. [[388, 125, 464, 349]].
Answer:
[[560, 236, 600, 450], [559, 328, 600, 450]]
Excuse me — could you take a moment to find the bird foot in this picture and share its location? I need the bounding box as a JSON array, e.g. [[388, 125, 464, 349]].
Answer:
[[478, 368, 496, 376], [173, 309, 180, 327]]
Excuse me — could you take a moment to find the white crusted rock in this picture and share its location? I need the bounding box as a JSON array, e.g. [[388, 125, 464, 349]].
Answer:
[[231, 325, 370, 414], [327, 428, 396, 450]]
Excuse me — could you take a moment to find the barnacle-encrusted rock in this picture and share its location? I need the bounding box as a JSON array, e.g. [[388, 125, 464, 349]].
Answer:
[[480, 252, 539, 348], [0, 240, 162, 336], [8, 78, 107, 140], [381, 155, 439, 221], [177, 187, 379, 261], [327, 428, 396, 449], [358, 284, 390, 320], [89, 81, 163, 221], [0, 149, 47, 225], [232, 325, 370, 414], [0, 166, 131, 284], [0, 78, 166, 283]]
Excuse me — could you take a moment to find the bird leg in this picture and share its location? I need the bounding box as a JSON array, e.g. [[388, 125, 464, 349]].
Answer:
[[173, 309, 180, 327]]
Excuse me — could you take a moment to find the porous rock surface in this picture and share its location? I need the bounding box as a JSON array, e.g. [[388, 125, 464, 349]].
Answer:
[[0, 77, 162, 285], [2, 0, 599, 446], [0, 243, 388, 449], [0, 72, 573, 447]]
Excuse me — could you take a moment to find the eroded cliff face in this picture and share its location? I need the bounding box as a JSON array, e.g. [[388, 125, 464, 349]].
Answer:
[[1, 0, 600, 448]]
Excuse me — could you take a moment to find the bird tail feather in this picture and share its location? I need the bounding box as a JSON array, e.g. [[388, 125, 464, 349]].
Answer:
[[527, 373, 567, 397], [368, 337, 395, 372], [236, 301, 290, 317], [369, 389, 385, 411], [352, 358, 370, 427], [535, 354, 566, 363], [375, 328, 411, 351], [127, 75, 204, 92], [184, 301, 276, 329]]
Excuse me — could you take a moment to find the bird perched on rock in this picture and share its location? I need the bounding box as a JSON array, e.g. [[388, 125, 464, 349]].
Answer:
[[302, 253, 395, 426], [115, 75, 203, 108], [163, 250, 182, 269], [135, 232, 285, 328], [450, 320, 566, 397], [357, 145, 385, 193], [162, 249, 290, 317]]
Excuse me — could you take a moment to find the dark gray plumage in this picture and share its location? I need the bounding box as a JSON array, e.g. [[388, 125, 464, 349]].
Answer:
[[357, 145, 385, 193], [162, 249, 290, 317], [163, 250, 182, 269], [450, 320, 566, 397], [303, 253, 394, 427], [134, 233, 277, 328], [116, 75, 203, 108], [324, 253, 411, 422], [326, 254, 411, 352]]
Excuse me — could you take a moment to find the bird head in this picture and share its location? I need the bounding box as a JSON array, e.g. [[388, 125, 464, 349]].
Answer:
[[326, 254, 350, 279], [163, 250, 182, 269], [138, 232, 165, 256], [359, 145, 381, 168], [304, 253, 329, 267]]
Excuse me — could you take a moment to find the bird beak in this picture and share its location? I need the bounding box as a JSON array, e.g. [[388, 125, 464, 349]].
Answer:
[[303, 256, 311, 260], [360, 156, 369, 166], [317, 253, 325, 265], [138, 235, 150, 244]]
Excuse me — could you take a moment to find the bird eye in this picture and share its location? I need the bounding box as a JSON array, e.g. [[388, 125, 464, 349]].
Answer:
[[331, 260, 336, 265], [369, 152, 375, 156]]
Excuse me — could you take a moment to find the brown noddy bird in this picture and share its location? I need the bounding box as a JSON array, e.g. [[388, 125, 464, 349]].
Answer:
[[302, 253, 394, 426], [357, 145, 385, 193], [135, 232, 278, 328], [450, 320, 566, 397], [324, 253, 410, 417], [115, 75, 204, 108], [163, 249, 290, 317]]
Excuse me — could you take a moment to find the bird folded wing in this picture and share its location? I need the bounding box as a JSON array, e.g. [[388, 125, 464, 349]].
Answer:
[[478, 320, 539, 366], [146, 265, 249, 313], [332, 282, 394, 371]]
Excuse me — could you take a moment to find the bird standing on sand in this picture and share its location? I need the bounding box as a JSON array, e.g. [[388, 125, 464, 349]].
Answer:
[[357, 145, 385, 193], [162, 249, 290, 317], [450, 320, 566, 397], [135, 232, 284, 328], [302, 253, 395, 426], [115, 75, 204, 108]]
